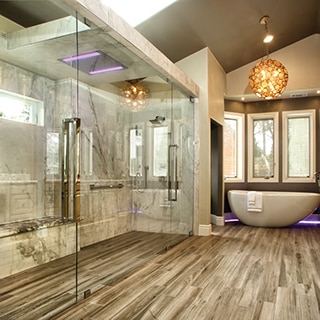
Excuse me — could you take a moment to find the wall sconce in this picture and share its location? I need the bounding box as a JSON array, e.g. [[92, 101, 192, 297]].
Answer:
[[249, 16, 289, 99], [119, 79, 150, 112]]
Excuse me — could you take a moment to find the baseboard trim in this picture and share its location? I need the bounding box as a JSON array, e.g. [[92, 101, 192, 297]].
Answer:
[[198, 224, 212, 236], [211, 214, 224, 226]]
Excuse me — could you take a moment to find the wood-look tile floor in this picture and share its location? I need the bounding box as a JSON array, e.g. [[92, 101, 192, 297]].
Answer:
[[53, 222, 320, 320], [2, 223, 320, 319], [0, 231, 185, 320]]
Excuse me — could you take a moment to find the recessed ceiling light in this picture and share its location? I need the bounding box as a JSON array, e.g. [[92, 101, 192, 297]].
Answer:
[[60, 50, 126, 75]]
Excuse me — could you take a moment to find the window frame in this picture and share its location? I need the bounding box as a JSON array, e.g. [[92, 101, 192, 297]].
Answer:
[[223, 112, 244, 182], [247, 112, 279, 183], [282, 109, 316, 183]]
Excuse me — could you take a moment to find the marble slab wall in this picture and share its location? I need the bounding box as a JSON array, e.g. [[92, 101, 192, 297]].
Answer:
[[0, 223, 76, 279], [55, 79, 134, 247], [0, 60, 78, 278], [79, 182, 132, 247], [0, 60, 55, 223], [0, 181, 37, 223]]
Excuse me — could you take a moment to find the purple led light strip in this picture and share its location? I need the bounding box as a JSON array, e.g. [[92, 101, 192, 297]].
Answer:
[[224, 218, 320, 225], [89, 66, 124, 75], [298, 220, 320, 225], [62, 51, 100, 63]]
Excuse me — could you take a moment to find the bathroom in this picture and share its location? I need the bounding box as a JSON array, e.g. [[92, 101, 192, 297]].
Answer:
[[0, 0, 198, 318], [223, 96, 320, 224]]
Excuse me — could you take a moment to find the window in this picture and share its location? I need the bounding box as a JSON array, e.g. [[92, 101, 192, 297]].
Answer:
[[0, 89, 44, 126], [223, 112, 244, 182], [129, 127, 143, 176], [129, 125, 169, 178], [282, 110, 315, 182], [248, 112, 279, 182], [153, 126, 168, 176]]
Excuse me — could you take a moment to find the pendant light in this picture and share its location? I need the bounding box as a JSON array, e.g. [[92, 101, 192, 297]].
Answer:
[[119, 79, 150, 112], [249, 16, 289, 99]]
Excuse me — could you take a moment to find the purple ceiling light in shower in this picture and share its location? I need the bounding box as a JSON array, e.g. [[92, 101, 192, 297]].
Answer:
[[89, 65, 124, 75], [62, 51, 101, 63], [60, 50, 126, 75]]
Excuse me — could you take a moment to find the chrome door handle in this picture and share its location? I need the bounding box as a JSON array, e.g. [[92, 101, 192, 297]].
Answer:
[[62, 118, 81, 222], [168, 144, 178, 201]]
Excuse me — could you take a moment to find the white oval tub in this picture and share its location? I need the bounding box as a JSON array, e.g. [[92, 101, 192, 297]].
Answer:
[[227, 190, 320, 227]]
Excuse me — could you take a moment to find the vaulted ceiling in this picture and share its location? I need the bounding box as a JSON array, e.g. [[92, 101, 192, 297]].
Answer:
[[1, 0, 319, 74], [136, 0, 320, 73]]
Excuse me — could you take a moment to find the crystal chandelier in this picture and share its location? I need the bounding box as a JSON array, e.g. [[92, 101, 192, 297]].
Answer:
[[249, 16, 289, 100], [119, 79, 150, 112]]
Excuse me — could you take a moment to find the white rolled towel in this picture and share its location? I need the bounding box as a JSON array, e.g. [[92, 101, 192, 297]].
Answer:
[[247, 191, 262, 212]]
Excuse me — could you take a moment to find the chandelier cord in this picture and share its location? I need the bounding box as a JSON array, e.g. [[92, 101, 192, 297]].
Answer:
[[265, 42, 269, 59]]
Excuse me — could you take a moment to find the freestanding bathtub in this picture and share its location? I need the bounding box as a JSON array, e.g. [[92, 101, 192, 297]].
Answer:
[[227, 190, 320, 227]]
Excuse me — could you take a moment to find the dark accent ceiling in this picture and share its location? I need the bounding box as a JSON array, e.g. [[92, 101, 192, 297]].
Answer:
[[1, 0, 319, 73], [136, 0, 320, 73]]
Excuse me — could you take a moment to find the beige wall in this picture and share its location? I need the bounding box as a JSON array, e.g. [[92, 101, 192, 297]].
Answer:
[[177, 48, 226, 235], [227, 34, 320, 96], [207, 49, 226, 123], [175, 34, 319, 234]]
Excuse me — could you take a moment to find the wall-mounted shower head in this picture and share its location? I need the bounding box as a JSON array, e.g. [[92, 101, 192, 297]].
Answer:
[[149, 116, 165, 125]]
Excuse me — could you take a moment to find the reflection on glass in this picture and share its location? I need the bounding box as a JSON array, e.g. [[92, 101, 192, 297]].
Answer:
[[129, 128, 143, 176], [47, 133, 60, 175], [153, 126, 168, 176], [253, 118, 274, 178]]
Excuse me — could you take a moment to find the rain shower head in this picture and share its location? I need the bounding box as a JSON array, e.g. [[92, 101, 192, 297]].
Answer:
[[149, 116, 165, 125]]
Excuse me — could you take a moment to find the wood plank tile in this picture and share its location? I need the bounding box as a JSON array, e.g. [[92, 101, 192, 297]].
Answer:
[[2, 223, 320, 320]]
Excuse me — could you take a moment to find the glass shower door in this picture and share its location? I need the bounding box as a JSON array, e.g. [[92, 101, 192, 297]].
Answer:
[[168, 87, 194, 246], [129, 78, 174, 250], [129, 80, 194, 248], [0, 1, 81, 318]]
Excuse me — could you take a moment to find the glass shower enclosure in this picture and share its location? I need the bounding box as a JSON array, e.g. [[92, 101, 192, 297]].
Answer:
[[0, 1, 197, 318]]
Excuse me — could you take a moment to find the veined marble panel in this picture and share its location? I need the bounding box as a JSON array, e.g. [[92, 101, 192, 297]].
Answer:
[[7, 16, 90, 49], [132, 189, 173, 233], [0, 222, 76, 279], [0, 59, 56, 224], [79, 180, 132, 247], [79, 211, 132, 248]]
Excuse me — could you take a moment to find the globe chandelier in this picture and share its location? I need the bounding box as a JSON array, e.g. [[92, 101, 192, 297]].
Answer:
[[249, 16, 289, 100], [119, 79, 150, 112]]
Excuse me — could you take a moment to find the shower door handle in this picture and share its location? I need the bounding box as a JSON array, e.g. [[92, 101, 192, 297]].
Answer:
[[168, 144, 178, 201], [62, 118, 81, 222]]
